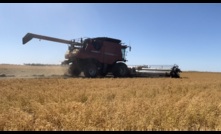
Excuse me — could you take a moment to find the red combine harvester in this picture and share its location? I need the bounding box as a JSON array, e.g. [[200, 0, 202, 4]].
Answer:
[[22, 33, 181, 78]]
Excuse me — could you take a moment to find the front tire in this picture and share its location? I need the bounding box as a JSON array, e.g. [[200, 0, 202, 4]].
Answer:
[[112, 63, 128, 77]]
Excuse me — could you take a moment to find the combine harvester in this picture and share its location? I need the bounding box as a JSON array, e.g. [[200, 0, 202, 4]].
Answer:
[[22, 33, 181, 78]]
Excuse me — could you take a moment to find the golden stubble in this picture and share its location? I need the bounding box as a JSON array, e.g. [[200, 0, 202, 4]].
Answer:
[[0, 72, 220, 131]]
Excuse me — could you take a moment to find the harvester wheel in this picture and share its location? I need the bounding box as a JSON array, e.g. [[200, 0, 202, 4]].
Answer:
[[84, 63, 98, 78], [68, 64, 81, 77], [112, 63, 128, 77]]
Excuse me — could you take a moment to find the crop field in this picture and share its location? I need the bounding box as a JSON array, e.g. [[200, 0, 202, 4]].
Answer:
[[0, 65, 221, 131]]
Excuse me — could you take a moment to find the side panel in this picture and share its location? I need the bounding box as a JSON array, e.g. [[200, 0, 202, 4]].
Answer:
[[71, 40, 123, 65], [76, 41, 103, 63], [102, 41, 123, 65]]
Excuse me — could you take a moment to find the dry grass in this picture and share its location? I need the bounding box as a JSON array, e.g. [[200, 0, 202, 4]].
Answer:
[[0, 72, 221, 131]]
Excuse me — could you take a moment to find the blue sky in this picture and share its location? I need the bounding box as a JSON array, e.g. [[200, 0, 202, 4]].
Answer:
[[1, 3, 221, 72]]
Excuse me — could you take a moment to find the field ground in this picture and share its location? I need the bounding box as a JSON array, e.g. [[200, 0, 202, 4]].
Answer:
[[0, 64, 69, 79], [0, 64, 220, 130]]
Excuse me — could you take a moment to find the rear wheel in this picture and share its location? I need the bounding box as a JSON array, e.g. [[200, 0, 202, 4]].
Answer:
[[112, 63, 128, 77], [84, 63, 98, 78], [68, 63, 81, 77]]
